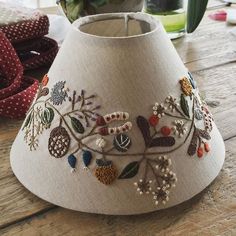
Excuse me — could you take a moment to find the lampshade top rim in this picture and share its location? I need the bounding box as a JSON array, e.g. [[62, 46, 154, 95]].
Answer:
[[72, 12, 160, 39]]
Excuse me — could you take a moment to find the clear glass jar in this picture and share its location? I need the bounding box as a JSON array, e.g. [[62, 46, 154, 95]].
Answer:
[[144, 0, 185, 39]]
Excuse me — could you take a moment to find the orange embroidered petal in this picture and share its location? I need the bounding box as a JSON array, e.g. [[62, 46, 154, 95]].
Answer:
[[179, 77, 192, 96], [42, 74, 49, 86]]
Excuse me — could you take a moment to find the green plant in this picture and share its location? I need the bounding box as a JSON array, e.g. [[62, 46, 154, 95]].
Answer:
[[187, 0, 209, 33]]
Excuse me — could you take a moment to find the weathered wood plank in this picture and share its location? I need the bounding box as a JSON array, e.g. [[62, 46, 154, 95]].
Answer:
[[1, 136, 235, 236], [175, 7, 236, 70], [0, 137, 53, 229]]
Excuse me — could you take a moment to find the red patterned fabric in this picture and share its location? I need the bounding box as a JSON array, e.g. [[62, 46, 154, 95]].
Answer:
[[0, 15, 49, 44], [16, 37, 58, 71], [0, 31, 39, 119]]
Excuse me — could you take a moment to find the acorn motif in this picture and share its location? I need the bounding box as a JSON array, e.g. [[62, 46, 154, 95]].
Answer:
[[94, 159, 117, 185], [48, 126, 70, 158]]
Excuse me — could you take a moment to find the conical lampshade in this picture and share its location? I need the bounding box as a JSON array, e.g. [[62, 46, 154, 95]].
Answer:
[[10, 13, 225, 215]]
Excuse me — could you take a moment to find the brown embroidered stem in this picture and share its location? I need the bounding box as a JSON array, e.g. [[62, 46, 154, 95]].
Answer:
[[29, 97, 195, 157], [147, 160, 161, 187]]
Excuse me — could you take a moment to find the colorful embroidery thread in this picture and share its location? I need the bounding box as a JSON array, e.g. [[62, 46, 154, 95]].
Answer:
[[22, 72, 213, 206]]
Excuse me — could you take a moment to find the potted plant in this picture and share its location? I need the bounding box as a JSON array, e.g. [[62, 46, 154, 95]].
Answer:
[[58, 0, 208, 33]]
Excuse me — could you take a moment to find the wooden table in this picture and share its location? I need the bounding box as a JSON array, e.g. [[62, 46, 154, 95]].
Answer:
[[1, 1, 236, 235]]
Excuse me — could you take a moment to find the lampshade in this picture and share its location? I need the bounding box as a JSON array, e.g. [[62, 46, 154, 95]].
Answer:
[[10, 12, 225, 215]]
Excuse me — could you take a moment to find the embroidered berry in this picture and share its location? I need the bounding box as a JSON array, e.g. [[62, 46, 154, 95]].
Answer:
[[48, 126, 70, 158], [204, 142, 210, 152], [96, 116, 106, 126], [42, 74, 49, 86], [94, 162, 117, 185], [161, 126, 171, 136], [149, 115, 159, 126], [197, 147, 204, 158]]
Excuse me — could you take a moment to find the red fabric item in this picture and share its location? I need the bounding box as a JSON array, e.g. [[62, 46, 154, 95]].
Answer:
[[0, 31, 39, 119], [16, 37, 58, 71], [0, 15, 49, 44]]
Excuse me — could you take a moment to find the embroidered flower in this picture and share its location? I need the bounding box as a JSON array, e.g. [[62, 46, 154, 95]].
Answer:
[[172, 120, 187, 137], [155, 155, 171, 173], [163, 171, 177, 188], [152, 103, 166, 118], [165, 96, 179, 112], [96, 137, 106, 148], [50, 81, 67, 105], [134, 179, 152, 194], [152, 185, 170, 205], [179, 77, 193, 96]]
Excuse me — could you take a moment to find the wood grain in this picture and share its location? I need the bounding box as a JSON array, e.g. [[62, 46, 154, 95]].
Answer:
[[1, 1, 236, 235]]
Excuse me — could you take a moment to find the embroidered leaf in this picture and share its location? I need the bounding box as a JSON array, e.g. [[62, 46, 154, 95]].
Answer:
[[68, 154, 77, 169], [96, 158, 112, 167], [198, 129, 211, 140], [118, 161, 140, 179], [188, 72, 197, 89], [149, 136, 175, 148], [180, 94, 190, 117], [136, 116, 151, 146], [22, 111, 32, 130], [194, 108, 203, 120], [41, 107, 54, 127], [82, 150, 93, 167], [70, 117, 85, 134], [113, 134, 131, 152], [187, 129, 198, 156]]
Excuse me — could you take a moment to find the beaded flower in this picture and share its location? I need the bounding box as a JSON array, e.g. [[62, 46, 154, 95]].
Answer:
[[172, 120, 187, 137], [165, 95, 179, 112], [152, 103, 166, 118]]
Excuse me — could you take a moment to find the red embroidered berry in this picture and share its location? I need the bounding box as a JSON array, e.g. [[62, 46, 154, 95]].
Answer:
[[149, 115, 159, 127], [96, 116, 106, 126], [197, 147, 204, 158], [204, 143, 210, 152], [161, 126, 171, 136], [98, 127, 109, 136], [42, 74, 49, 86]]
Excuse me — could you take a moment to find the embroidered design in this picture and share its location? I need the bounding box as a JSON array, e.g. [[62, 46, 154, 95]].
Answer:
[[179, 77, 193, 96], [50, 81, 68, 105], [48, 126, 70, 158], [22, 72, 214, 206]]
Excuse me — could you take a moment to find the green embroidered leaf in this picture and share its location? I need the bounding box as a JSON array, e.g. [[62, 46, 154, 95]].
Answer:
[[113, 134, 132, 152], [118, 161, 140, 179], [180, 94, 190, 117], [41, 107, 54, 127], [70, 117, 85, 134], [22, 111, 32, 130]]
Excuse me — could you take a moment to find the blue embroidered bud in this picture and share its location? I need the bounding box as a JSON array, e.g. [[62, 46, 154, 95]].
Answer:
[[68, 154, 77, 173], [82, 150, 93, 169]]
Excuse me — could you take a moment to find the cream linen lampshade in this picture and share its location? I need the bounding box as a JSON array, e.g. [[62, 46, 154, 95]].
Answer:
[[10, 12, 225, 215]]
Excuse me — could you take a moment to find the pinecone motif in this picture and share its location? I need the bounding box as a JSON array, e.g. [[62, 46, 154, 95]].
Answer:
[[94, 161, 117, 185], [48, 126, 70, 158]]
